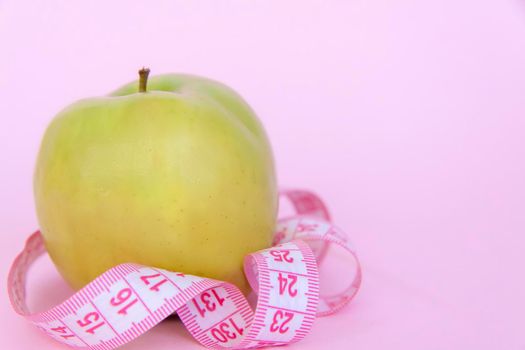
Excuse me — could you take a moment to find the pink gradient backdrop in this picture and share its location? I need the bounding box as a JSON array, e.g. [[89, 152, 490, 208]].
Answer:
[[1, 0, 524, 348]]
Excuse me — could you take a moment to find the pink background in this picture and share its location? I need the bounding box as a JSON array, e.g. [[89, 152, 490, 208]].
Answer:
[[1, 0, 524, 348]]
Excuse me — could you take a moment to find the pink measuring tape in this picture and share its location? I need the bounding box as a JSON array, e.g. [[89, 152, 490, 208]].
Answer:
[[8, 190, 361, 349]]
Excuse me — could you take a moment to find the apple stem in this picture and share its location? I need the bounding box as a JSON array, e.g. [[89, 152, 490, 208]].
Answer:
[[138, 67, 150, 93]]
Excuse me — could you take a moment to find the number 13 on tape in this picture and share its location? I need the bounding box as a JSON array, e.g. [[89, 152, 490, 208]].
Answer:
[[8, 190, 362, 349]]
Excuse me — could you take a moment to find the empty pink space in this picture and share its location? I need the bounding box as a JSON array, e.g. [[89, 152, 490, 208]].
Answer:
[[1, 0, 524, 349]]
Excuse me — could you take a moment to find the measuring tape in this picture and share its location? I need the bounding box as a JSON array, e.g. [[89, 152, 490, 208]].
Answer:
[[8, 190, 361, 349]]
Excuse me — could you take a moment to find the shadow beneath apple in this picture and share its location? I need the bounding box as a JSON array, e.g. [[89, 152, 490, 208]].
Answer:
[[26, 254, 75, 313]]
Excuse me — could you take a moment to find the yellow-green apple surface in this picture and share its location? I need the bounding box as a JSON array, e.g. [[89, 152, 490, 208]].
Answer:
[[34, 69, 277, 291]]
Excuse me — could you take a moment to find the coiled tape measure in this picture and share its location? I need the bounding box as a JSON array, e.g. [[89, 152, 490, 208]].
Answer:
[[8, 190, 361, 349]]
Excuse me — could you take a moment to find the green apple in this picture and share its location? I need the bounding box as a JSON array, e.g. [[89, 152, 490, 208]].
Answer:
[[34, 69, 277, 291]]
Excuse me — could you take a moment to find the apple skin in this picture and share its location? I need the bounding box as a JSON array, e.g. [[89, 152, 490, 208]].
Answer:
[[34, 74, 277, 291]]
